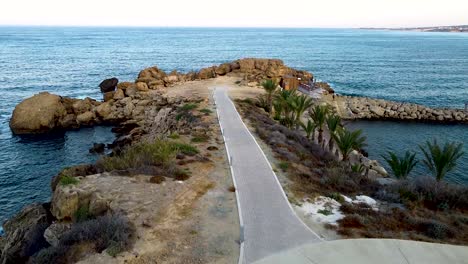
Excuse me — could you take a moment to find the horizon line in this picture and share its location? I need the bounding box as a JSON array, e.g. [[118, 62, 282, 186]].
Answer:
[[0, 24, 467, 29]]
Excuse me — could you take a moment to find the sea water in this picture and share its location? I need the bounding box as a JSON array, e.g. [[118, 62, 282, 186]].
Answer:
[[0, 27, 467, 222]]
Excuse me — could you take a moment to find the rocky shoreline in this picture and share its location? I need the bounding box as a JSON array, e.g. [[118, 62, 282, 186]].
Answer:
[[2, 58, 466, 263], [1, 58, 313, 263]]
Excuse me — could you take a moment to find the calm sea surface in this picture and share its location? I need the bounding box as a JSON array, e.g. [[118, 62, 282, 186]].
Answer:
[[0, 27, 467, 222]]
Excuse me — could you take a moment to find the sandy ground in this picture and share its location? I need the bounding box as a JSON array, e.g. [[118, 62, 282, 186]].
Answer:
[[164, 75, 265, 101], [78, 83, 239, 264]]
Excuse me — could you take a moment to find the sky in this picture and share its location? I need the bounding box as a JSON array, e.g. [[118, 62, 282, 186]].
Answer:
[[1, 0, 467, 28]]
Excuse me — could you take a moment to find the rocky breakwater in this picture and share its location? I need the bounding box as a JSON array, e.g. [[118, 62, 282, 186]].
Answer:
[[333, 95, 468, 124]]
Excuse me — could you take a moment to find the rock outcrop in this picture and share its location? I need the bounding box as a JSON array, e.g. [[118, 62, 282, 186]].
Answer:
[[134, 58, 313, 89], [0, 204, 51, 264], [9, 92, 67, 134]]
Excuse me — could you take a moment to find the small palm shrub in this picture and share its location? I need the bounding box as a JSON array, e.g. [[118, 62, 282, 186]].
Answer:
[[332, 128, 367, 161], [383, 151, 418, 179], [419, 140, 464, 181], [292, 94, 314, 129], [351, 164, 365, 174], [326, 114, 341, 151], [261, 79, 279, 114], [310, 105, 329, 143], [300, 119, 316, 140]]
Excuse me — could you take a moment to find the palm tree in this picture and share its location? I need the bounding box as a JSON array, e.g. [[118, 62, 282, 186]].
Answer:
[[382, 151, 418, 179], [292, 94, 314, 129], [419, 140, 464, 181], [332, 128, 367, 161], [261, 79, 278, 115], [272, 100, 283, 121], [326, 114, 341, 151], [274, 89, 297, 128], [300, 119, 316, 140], [309, 105, 329, 143]]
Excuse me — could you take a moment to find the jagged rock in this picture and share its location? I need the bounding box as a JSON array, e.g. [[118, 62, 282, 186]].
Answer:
[[135, 82, 149, 92], [95, 101, 112, 121], [163, 75, 178, 84], [76, 111, 96, 125], [89, 192, 108, 216], [238, 58, 256, 72], [198, 67, 216, 79], [125, 85, 138, 97], [9, 92, 67, 134], [215, 63, 231, 75], [0, 203, 51, 264], [99, 77, 118, 93], [51, 164, 98, 191], [117, 82, 134, 90], [113, 89, 125, 100], [51, 186, 81, 220], [89, 143, 105, 154], [103, 91, 115, 102], [43, 222, 71, 247], [72, 98, 94, 114]]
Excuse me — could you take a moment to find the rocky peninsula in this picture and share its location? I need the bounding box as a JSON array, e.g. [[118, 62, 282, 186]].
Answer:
[[3, 58, 467, 263]]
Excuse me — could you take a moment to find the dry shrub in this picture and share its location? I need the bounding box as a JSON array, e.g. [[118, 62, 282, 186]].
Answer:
[[32, 214, 135, 263], [149, 175, 165, 184]]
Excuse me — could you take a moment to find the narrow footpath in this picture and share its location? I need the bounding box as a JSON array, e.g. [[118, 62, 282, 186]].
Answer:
[[214, 87, 322, 264]]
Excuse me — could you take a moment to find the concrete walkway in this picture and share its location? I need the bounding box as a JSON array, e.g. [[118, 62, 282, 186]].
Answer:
[[252, 239, 468, 264], [214, 87, 468, 264], [214, 87, 322, 264]]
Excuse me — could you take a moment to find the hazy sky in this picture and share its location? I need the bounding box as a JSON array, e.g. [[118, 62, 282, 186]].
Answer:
[[1, 0, 467, 28]]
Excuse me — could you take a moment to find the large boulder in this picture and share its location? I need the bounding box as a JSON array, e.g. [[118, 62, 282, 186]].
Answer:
[[198, 67, 216, 79], [0, 203, 51, 264], [9, 92, 67, 134], [99, 77, 118, 93], [215, 63, 231, 75]]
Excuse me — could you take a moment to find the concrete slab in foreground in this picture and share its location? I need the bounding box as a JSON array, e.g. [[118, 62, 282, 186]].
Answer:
[[252, 239, 468, 264]]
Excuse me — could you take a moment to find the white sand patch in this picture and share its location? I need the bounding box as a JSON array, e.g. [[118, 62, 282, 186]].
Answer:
[[297, 196, 344, 226], [298, 195, 380, 226], [353, 195, 377, 207]]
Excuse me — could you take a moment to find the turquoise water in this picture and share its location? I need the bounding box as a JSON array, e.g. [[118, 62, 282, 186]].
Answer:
[[346, 121, 468, 184], [0, 27, 467, 222]]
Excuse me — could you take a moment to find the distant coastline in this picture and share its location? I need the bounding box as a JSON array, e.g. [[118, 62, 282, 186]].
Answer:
[[362, 25, 468, 33]]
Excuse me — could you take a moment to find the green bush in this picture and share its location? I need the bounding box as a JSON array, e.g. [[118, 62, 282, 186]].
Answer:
[[278, 161, 289, 171], [318, 209, 333, 216], [168, 132, 180, 139], [180, 103, 198, 111], [74, 205, 91, 222], [171, 142, 199, 156], [59, 175, 79, 186], [97, 140, 198, 171], [191, 135, 209, 143], [327, 192, 345, 203], [200, 108, 212, 115]]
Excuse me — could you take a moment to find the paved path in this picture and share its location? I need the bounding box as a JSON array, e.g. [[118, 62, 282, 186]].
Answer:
[[214, 87, 321, 264], [252, 239, 468, 264]]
